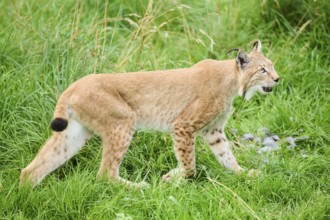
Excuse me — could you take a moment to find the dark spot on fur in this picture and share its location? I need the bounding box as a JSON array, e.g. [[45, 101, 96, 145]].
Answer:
[[221, 137, 227, 142], [178, 130, 185, 136], [218, 152, 225, 157], [195, 120, 203, 127], [115, 157, 121, 163], [178, 148, 186, 153], [210, 139, 221, 145], [175, 139, 183, 144]]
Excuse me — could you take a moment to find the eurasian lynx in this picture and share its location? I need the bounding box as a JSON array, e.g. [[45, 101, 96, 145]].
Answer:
[[20, 40, 279, 187]]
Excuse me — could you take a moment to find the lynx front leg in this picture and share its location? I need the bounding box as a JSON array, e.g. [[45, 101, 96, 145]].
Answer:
[[20, 119, 90, 187], [162, 123, 197, 181], [203, 128, 244, 173], [163, 99, 220, 181]]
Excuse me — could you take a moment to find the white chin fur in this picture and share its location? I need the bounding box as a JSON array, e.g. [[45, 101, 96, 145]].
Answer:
[[244, 85, 264, 100]]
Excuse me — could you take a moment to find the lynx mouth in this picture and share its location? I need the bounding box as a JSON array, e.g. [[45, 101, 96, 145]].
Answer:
[[262, 86, 273, 92]]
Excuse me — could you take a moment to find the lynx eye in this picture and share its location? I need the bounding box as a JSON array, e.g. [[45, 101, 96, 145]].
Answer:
[[260, 68, 267, 73]]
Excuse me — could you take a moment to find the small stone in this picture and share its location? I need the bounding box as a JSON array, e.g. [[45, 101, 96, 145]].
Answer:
[[272, 135, 280, 141], [290, 117, 293, 122], [257, 136, 280, 154], [263, 137, 277, 147], [258, 145, 280, 154], [243, 133, 254, 141], [299, 129, 304, 133]]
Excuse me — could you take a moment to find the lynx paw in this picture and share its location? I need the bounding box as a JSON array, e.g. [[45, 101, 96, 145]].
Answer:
[[162, 167, 195, 182], [19, 168, 38, 188]]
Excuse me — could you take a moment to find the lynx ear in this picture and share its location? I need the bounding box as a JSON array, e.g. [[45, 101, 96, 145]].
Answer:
[[252, 39, 262, 53], [237, 49, 250, 69], [227, 48, 250, 70]]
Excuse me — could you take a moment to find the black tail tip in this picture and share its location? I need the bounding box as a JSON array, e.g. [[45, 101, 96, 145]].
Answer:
[[50, 118, 68, 132]]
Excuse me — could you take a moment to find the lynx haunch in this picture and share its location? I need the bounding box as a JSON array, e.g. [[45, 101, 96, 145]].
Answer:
[[20, 40, 280, 187]]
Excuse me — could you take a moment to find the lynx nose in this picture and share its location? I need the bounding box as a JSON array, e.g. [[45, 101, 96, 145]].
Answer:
[[274, 78, 280, 83]]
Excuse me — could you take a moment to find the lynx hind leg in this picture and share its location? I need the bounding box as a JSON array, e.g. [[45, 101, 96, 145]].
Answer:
[[20, 119, 90, 187], [203, 127, 244, 173], [96, 117, 149, 188]]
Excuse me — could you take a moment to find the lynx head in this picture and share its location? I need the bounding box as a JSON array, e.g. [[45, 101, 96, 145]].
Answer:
[[229, 40, 280, 100]]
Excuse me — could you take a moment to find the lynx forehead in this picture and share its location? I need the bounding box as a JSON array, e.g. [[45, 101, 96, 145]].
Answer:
[[20, 40, 279, 188]]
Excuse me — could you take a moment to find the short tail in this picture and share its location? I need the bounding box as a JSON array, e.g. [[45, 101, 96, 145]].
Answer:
[[50, 95, 69, 132], [50, 118, 68, 132]]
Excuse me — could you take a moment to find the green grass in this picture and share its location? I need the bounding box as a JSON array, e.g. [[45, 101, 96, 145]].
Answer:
[[0, 0, 329, 219]]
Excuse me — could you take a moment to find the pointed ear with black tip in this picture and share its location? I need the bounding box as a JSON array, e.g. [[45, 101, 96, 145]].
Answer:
[[252, 39, 262, 53], [237, 50, 250, 70]]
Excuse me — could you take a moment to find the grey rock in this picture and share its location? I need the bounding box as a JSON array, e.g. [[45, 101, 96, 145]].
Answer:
[[258, 145, 280, 154], [272, 135, 280, 141], [258, 137, 280, 154], [263, 137, 278, 148], [257, 136, 280, 154], [243, 133, 254, 141]]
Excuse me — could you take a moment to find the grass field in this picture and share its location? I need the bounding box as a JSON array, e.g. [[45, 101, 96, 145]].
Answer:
[[0, 0, 329, 219]]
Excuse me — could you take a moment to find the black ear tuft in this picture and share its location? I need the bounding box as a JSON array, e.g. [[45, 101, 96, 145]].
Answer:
[[50, 118, 68, 132], [226, 48, 240, 54]]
